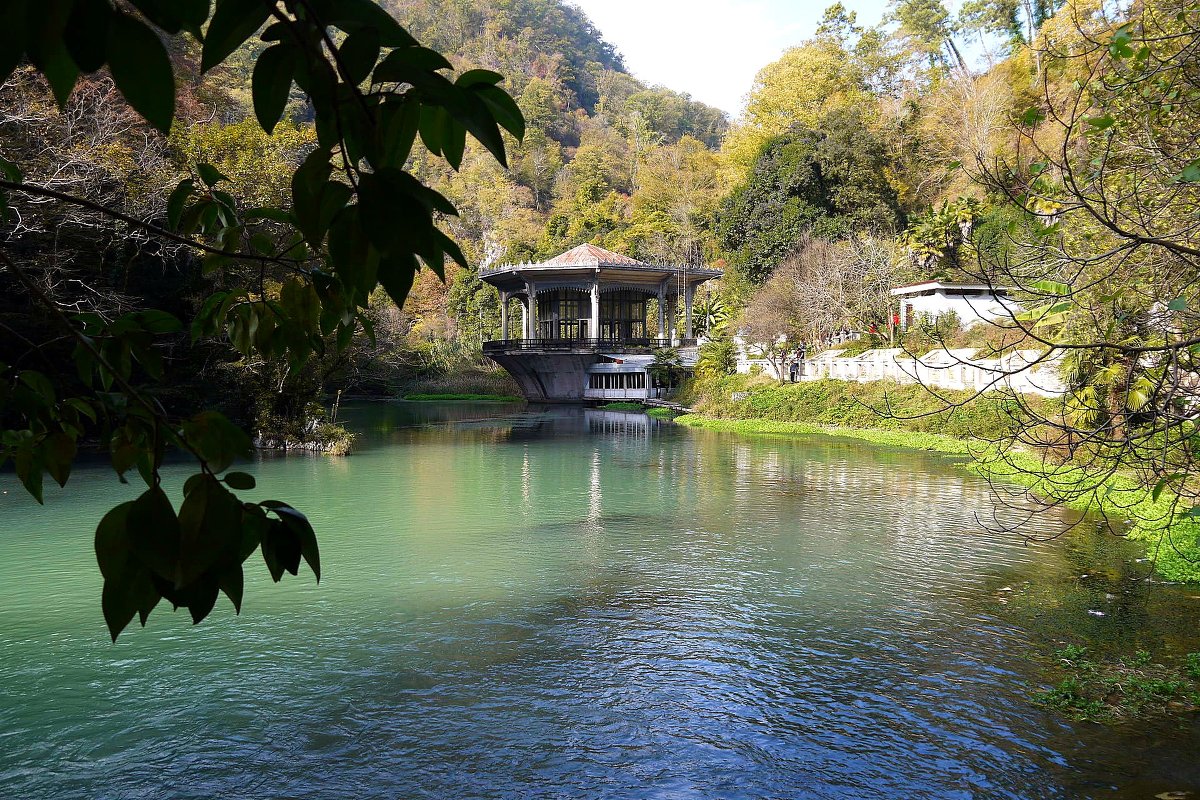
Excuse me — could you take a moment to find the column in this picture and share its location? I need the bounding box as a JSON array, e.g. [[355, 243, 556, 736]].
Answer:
[[666, 294, 677, 345], [526, 280, 537, 339], [684, 282, 695, 340], [656, 284, 665, 341], [590, 276, 600, 342], [520, 297, 529, 339], [499, 292, 508, 340]]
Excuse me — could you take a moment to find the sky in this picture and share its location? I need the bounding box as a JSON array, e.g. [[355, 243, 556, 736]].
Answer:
[[569, 0, 893, 118]]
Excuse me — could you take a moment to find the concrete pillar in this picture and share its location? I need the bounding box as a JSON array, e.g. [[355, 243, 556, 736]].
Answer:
[[499, 292, 508, 340], [684, 282, 695, 340], [656, 285, 665, 340], [666, 295, 677, 345], [526, 281, 537, 339], [590, 275, 600, 341], [520, 297, 529, 339]]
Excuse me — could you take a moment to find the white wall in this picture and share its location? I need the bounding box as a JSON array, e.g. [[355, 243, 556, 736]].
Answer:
[[898, 290, 1021, 329], [799, 347, 1065, 396]]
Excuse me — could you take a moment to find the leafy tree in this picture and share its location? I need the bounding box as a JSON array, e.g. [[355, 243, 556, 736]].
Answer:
[[647, 347, 684, 390], [0, 0, 523, 640], [909, 2, 1200, 535], [718, 109, 904, 285], [696, 337, 738, 379], [722, 35, 871, 176], [887, 0, 968, 74], [691, 292, 730, 338]]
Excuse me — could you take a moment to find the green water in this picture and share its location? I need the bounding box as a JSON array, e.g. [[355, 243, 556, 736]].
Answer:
[[1, 402, 1198, 799]]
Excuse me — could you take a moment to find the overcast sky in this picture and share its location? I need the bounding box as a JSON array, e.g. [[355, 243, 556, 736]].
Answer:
[[569, 0, 893, 118]]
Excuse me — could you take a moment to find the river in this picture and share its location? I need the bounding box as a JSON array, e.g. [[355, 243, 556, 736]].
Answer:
[[1, 401, 1198, 799]]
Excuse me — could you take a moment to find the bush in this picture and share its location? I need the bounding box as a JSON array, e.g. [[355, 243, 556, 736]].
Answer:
[[686, 373, 1023, 441]]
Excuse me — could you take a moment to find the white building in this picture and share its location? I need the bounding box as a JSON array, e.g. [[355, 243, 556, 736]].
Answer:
[[891, 281, 1020, 329]]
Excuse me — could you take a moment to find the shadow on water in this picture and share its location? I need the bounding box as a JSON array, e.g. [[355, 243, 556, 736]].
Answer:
[[1, 400, 1199, 799]]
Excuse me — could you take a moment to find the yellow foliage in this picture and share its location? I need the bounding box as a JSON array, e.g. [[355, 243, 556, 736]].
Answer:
[[169, 119, 316, 207]]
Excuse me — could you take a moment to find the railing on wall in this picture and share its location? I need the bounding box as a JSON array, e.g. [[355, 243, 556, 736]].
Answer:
[[483, 338, 673, 354]]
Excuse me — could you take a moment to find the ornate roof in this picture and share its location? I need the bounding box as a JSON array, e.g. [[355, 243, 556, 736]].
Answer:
[[539, 243, 648, 268]]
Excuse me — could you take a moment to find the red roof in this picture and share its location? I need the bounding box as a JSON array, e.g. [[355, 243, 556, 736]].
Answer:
[[539, 243, 648, 268]]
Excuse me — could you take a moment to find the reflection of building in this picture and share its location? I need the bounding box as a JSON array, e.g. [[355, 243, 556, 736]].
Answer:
[[480, 244, 721, 402], [891, 281, 1020, 329]]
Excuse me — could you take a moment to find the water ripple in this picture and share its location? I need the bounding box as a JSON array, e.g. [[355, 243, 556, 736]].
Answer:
[[1, 403, 1197, 799]]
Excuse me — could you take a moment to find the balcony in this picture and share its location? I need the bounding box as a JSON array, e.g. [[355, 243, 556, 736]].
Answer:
[[483, 338, 692, 355]]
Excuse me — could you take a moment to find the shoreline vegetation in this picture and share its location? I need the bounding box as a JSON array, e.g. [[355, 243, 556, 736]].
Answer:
[[404, 393, 525, 403], [672, 375, 1200, 583]]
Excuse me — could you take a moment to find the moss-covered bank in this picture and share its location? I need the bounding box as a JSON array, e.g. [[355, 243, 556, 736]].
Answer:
[[677, 375, 1200, 582]]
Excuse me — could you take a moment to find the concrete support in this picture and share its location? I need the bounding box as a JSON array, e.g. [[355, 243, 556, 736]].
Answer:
[[666, 295, 677, 345], [520, 297, 529, 340], [590, 275, 600, 341], [684, 282, 695, 340], [525, 280, 537, 339], [499, 292, 508, 340], [656, 285, 665, 338]]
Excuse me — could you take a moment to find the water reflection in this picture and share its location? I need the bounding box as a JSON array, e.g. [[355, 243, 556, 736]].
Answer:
[[0, 401, 1198, 799]]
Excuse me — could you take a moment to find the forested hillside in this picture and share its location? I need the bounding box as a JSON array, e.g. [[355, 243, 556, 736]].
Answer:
[[0, 0, 728, 426], [3, 0, 1197, 547]]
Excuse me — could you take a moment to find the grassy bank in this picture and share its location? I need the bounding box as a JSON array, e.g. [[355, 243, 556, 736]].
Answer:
[[674, 414, 974, 454], [404, 393, 524, 403], [678, 375, 1200, 582], [401, 363, 521, 399]]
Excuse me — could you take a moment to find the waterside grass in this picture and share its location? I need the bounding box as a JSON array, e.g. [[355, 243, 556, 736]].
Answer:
[[1033, 645, 1200, 722], [404, 393, 525, 403]]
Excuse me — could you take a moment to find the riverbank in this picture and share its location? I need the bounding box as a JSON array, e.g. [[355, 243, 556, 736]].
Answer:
[[676, 375, 1200, 582], [404, 393, 524, 403]]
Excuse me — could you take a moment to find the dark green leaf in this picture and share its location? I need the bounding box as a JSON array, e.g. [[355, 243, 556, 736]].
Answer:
[[1020, 107, 1045, 127], [95, 501, 135, 581], [185, 576, 220, 624], [19, 370, 56, 404], [476, 84, 525, 139], [217, 563, 244, 613], [181, 410, 254, 473], [0, 0, 28, 85], [339, 27, 380, 85], [263, 501, 319, 581], [13, 444, 43, 504], [106, 12, 176, 134], [379, 253, 417, 308], [197, 163, 229, 188], [25, 1, 79, 107], [64, 0, 112, 72], [1179, 159, 1200, 183], [43, 431, 76, 487], [373, 46, 452, 82], [251, 43, 296, 134], [224, 471, 256, 490], [177, 475, 242, 584], [167, 178, 194, 230], [128, 485, 181, 581], [328, 0, 415, 47], [128, 0, 208, 34], [259, 518, 288, 581], [201, 0, 271, 73], [133, 309, 183, 334]]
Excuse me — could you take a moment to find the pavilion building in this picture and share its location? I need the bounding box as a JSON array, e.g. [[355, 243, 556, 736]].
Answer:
[[480, 244, 722, 402]]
